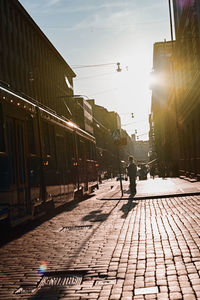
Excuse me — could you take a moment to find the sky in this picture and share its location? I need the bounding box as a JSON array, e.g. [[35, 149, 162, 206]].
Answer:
[[18, 0, 171, 140]]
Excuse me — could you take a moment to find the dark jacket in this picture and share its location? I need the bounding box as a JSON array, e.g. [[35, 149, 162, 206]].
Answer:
[[127, 163, 137, 178]]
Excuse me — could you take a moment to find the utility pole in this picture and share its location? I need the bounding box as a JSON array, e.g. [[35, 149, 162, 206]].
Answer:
[[112, 129, 124, 197], [116, 145, 123, 197], [168, 0, 174, 42]]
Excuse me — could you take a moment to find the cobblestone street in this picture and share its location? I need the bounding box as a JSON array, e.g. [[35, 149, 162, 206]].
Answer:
[[1, 178, 200, 299]]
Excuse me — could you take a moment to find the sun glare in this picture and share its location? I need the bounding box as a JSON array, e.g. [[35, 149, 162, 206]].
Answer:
[[110, 55, 152, 139], [149, 70, 168, 90], [149, 71, 159, 89]]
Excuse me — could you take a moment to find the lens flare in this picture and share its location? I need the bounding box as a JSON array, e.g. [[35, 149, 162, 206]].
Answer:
[[38, 261, 48, 275]]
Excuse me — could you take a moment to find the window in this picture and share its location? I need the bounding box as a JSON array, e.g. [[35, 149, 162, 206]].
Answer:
[[92, 143, 96, 160], [49, 124, 56, 157], [17, 122, 26, 185], [42, 121, 50, 156], [56, 135, 65, 170], [0, 103, 6, 153], [27, 115, 36, 155], [86, 140, 93, 160], [42, 121, 55, 157], [77, 136, 85, 160]]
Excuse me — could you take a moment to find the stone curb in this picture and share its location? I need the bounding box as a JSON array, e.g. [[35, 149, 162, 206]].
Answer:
[[101, 191, 200, 200]]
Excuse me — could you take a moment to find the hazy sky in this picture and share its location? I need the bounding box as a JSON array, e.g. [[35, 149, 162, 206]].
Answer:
[[18, 0, 171, 140]]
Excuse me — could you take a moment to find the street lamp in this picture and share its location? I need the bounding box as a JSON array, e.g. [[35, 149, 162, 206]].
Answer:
[[116, 62, 122, 72]]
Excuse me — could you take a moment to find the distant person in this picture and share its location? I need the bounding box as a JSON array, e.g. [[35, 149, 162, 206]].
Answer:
[[127, 156, 137, 197], [99, 174, 102, 183], [150, 165, 155, 179]]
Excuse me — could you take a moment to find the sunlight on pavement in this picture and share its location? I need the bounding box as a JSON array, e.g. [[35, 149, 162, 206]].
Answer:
[[137, 178, 177, 194], [121, 177, 200, 198]]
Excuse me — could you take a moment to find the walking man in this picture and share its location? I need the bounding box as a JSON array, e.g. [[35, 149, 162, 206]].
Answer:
[[127, 156, 137, 197]]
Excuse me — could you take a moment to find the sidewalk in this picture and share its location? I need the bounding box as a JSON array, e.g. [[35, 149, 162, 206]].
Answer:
[[101, 177, 200, 200], [0, 178, 200, 299]]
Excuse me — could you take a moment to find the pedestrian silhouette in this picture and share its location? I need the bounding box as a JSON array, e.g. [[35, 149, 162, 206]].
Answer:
[[127, 156, 137, 197]]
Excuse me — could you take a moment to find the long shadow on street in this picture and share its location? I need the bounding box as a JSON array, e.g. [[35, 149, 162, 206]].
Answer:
[[28, 197, 138, 299], [0, 194, 93, 247], [120, 198, 138, 218]]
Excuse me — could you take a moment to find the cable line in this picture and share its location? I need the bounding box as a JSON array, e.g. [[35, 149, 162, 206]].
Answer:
[[72, 62, 122, 72], [72, 63, 118, 69]]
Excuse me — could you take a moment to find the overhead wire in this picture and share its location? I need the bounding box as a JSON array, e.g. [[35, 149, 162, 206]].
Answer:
[[72, 62, 118, 69]]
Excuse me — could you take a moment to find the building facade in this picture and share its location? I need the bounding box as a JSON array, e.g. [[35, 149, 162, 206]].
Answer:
[[149, 41, 179, 176], [0, 0, 75, 119], [172, 0, 200, 179], [87, 100, 119, 177], [150, 1, 200, 179], [66, 97, 94, 135], [88, 100, 134, 178], [131, 134, 149, 165]]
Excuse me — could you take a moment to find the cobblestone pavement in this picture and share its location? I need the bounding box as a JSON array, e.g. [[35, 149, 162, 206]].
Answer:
[[0, 178, 200, 299]]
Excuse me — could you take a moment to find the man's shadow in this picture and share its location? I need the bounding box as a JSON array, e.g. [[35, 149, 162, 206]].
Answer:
[[120, 198, 138, 219], [82, 210, 109, 222]]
